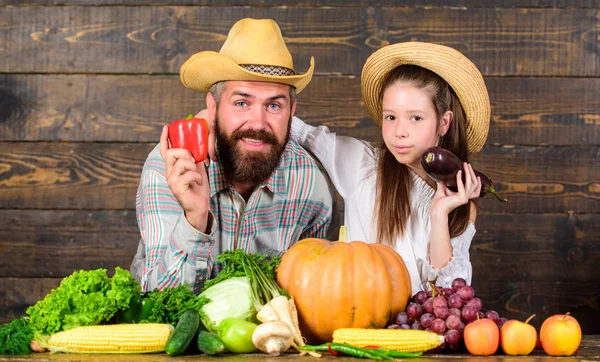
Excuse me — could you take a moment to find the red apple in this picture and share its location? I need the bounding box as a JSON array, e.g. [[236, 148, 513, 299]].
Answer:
[[464, 317, 499, 356], [540, 313, 581, 356], [500, 314, 537, 355]]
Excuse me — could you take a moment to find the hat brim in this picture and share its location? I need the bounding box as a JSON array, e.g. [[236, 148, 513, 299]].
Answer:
[[361, 42, 490, 153], [180, 51, 314, 94]]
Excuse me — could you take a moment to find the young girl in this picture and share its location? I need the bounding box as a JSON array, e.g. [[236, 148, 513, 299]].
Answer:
[[290, 42, 490, 294]]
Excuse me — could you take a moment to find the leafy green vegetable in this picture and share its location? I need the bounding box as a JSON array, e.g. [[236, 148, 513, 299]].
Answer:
[[147, 285, 208, 326], [203, 250, 287, 310], [0, 317, 33, 355], [199, 276, 256, 332], [203, 250, 281, 292], [26, 267, 140, 335]]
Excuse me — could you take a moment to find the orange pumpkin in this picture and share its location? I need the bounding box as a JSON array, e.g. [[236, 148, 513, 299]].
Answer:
[[276, 227, 412, 343]]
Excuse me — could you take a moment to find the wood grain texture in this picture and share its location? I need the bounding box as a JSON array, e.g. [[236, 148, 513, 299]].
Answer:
[[1, 6, 599, 76], [475, 281, 600, 335], [2, 1, 600, 7], [473, 213, 600, 283], [0, 142, 153, 209], [0, 210, 139, 278], [1, 143, 598, 212], [471, 146, 600, 213], [2, 74, 600, 147]]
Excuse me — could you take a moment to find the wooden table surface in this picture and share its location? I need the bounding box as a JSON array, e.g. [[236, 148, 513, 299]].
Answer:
[[1, 335, 599, 361]]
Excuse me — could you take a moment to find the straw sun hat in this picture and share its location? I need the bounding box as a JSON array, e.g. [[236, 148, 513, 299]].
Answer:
[[180, 18, 314, 94], [361, 42, 490, 153]]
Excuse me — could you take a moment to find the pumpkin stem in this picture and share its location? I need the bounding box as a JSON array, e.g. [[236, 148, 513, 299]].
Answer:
[[339, 225, 348, 243]]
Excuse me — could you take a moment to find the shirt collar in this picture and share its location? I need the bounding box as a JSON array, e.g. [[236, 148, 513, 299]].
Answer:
[[208, 142, 295, 199]]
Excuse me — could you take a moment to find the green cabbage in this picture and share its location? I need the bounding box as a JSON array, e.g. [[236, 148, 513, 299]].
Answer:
[[26, 267, 140, 335], [199, 276, 256, 332]]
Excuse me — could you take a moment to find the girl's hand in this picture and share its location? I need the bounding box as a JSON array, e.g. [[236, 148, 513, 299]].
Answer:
[[430, 162, 482, 217]]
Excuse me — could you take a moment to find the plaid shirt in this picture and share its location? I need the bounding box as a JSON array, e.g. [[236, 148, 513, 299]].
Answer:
[[131, 140, 339, 294]]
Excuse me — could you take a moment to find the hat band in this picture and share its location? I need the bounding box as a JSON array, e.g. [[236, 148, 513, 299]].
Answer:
[[240, 64, 296, 77]]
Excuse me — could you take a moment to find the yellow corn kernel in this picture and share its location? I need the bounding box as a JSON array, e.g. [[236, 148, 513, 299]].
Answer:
[[46, 323, 174, 354], [332, 328, 444, 353]]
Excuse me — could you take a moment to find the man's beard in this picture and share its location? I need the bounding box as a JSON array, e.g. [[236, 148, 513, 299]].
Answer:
[[215, 115, 291, 186]]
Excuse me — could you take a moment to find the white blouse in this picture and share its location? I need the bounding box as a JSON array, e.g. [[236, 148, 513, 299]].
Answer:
[[291, 117, 475, 294]]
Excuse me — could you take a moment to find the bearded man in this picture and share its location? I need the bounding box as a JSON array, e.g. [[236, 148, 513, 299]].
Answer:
[[131, 18, 339, 293]]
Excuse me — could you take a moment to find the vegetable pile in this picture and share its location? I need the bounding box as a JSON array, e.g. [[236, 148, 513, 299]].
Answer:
[[198, 249, 307, 356], [0, 267, 211, 355], [0, 247, 445, 358]]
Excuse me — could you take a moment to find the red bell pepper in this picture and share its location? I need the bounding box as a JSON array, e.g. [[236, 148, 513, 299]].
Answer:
[[168, 114, 209, 163]]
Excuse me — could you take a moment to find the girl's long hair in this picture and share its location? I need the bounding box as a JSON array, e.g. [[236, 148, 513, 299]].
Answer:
[[375, 65, 471, 246]]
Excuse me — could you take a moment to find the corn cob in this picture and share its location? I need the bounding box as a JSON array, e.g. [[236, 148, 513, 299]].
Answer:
[[332, 328, 444, 353], [45, 323, 174, 354]]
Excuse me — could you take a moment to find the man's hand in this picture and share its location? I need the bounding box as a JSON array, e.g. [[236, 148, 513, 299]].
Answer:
[[160, 125, 211, 232], [195, 109, 217, 162]]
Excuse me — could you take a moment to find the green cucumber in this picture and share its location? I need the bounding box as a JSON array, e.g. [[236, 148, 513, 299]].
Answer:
[[165, 309, 200, 356], [197, 330, 226, 355]]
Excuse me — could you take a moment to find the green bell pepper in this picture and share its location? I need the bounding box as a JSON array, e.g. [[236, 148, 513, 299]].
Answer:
[[115, 295, 155, 323]]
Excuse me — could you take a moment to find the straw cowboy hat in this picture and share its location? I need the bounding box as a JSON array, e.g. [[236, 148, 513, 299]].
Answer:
[[180, 18, 314, 94], [361, 42, 490, 153]]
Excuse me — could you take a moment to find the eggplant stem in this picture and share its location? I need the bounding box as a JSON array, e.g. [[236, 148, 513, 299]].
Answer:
[[486, 186, 508, 203]]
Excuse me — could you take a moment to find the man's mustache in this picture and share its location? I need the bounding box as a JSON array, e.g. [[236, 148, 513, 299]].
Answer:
[[231, 129, 277, 145]]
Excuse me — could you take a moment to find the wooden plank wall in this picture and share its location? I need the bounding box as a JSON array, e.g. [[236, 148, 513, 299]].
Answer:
[[1, 1, 599, 334]]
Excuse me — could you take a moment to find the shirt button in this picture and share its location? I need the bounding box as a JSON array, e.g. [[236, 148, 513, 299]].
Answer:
[[199, 275, 205, 281]]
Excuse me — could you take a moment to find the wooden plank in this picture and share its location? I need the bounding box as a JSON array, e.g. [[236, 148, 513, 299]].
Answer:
[[0, 143, 599, 212], [472, 213, 600, 283], [0, 278, 61, 322], [2, 278, 599, 334], [0, 210, 139, 278], [1, 211, 597, 282], [471, 146, 600, 213], [2, 74, 600, 147], [475, 281, 600, 335], [2, 1, 600, 7], [0, 75, 201, 142], [1, 7, 599, 76], [0, 142, 152, 210], [486, 77, 600, 147]]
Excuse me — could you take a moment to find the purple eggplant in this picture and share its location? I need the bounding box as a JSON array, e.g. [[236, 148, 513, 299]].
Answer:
[[421, 147, 507, 202]]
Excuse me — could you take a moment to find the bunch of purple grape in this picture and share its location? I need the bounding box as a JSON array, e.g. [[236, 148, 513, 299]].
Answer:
[[388, 277, 507, 351]]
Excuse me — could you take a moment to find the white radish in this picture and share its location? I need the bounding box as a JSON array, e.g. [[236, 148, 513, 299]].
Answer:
[[257, 295, 304, 347]]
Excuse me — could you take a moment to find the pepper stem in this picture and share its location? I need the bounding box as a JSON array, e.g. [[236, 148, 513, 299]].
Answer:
[[186, 113, 194, 120], [339, 225, 348, 243]]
